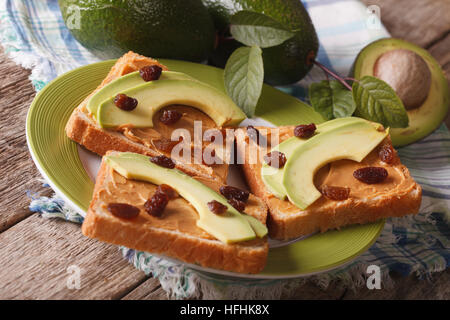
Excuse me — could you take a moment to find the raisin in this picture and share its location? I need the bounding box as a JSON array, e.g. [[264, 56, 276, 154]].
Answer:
[[264, 151, 287, 169], [139, 65, 162, 82], [294, 123, 316, 138], [219, 185, 249, 202], [353, 167, 388, 184], [227, 198, 246, 212], [107, 203, 140, 219], [207, 200, 227, 215], [156, 184, 178, 199], [152, 138, 181, 153], [320, 185, 350, 201], [247, 125, 262, 145], [160, 110, 182, 125], [144, 191, 169, 217], [150, 155, 175, 169], [114, 93, 138, 111], [379, 144, 395, 164]]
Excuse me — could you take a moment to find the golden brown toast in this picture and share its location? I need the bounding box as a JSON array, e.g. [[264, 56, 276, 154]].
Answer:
[[81, 152, 269, 274], [65, 51, 229, 183], [235, 126, 422, 240]]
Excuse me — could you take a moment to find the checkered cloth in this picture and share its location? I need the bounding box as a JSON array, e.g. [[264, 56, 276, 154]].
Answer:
[[2, 0, 449, 299]]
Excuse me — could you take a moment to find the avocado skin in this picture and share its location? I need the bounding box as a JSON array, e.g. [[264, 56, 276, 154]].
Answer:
[[203, 0, 319, 85], [350, 38, 450, 146], [59, 0, 215, 62]]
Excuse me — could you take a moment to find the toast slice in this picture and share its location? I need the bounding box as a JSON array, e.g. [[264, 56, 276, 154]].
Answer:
[[82, 152, 269, 274], [66, 51, 229, 183], [235, 126, 422, 240]]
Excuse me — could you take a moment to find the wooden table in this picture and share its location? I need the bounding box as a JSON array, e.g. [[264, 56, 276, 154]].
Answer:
[[0, 0, 449, 299]]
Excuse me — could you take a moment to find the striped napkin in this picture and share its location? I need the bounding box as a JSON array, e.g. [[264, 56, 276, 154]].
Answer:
[[2, 0, 448, 299]]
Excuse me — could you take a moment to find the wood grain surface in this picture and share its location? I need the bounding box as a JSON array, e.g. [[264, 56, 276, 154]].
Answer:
[[0, 0, 449, 300]]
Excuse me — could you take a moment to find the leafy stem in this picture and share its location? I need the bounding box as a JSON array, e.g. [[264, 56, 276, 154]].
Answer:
[[313, 60, 353, 91]]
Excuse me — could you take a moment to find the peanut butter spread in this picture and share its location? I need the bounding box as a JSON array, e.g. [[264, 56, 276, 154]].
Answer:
[[97, 167, 264, 242], [259, 127, 418, 213], [118, 105, 229, 181]]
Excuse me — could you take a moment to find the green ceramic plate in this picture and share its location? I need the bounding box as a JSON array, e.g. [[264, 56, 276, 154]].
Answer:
[[26, 59, 384, 279]]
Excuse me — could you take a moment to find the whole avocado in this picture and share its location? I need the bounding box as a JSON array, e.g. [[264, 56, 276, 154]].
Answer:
[[203, 0, 319, 85], [59, 0, 216, 62]]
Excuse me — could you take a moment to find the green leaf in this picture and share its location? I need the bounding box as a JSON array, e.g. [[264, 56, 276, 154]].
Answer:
[[224, 46, 264, 117], [230, 10, 295, 48], [352, 76, 409, 128], [308, 80, 356, 120]]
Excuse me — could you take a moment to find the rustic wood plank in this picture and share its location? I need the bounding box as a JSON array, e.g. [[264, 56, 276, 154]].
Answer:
[[122, 279, 168, 300], [362, 0, 450, 48], [429, 33, 450, 81], [0, 48, 52, 232], [0, 214, 149, 299]]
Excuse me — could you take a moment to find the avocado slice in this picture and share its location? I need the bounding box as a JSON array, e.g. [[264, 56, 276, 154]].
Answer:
[[351, 38, 449, 147], [105, 152, 267, 243], [59, 0, 216, 62], [261, 117, 366, 199], [86, 71, 194, 118], [97, 78, 246, 128], [203, 0, 319, 85], [282, 121, 388, 210]]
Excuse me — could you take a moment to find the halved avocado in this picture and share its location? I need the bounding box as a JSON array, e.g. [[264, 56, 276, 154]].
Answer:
[[351, 38, 449, 147]]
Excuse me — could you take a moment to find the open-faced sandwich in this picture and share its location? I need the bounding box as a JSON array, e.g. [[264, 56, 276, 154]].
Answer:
[[82, 151, 269, 274], [235, 118, 422, 240], [65, 51, 246, 183]]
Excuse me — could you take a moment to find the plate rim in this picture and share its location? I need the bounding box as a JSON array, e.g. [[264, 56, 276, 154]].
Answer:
[[26, 59, 385, 280]]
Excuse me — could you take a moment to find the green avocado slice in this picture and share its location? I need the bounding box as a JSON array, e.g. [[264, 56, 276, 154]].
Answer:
[[86, 71, 194, 118], [97, 79, 246, 128], [105, 152, 267, 243], [282, 121, 388, 210], [351, 38, 449, 147], [261, 117, 367, 199]]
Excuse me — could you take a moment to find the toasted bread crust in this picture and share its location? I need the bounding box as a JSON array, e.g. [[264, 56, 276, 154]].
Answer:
[[82, 157, 269, 274], [236, 126, 422, 240]]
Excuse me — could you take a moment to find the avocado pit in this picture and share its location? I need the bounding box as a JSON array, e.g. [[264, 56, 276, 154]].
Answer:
[[373, 49, 431, 110]]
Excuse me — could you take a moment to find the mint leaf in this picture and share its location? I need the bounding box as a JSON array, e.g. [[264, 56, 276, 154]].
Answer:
[[224, 46, 264, 117], [309, 80, 356, 120], [352, 76, 409, 128], [230, 11, 295, 48]]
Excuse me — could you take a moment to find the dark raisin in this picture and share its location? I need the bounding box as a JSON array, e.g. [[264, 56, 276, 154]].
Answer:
[[379, 144, 395, 164], [152, 138, 181, 154], [219, 185, 249, 202], [320, 185, 350, 201], [139, 65, 162, 81], [353, 167, 388, 184], [247, 125, 261, 145], [114, 93, 138, 111], [159, 110, 182, 125], [150, 155, 175, 169], [156, 184, 178, 199], [264, 151, 287, 169], [107, 203, 140, 219], [227, 198, 246, 212], [144, 192, 169, 217], [294, 123, 316, 138], [207, 200, 228, 215]]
